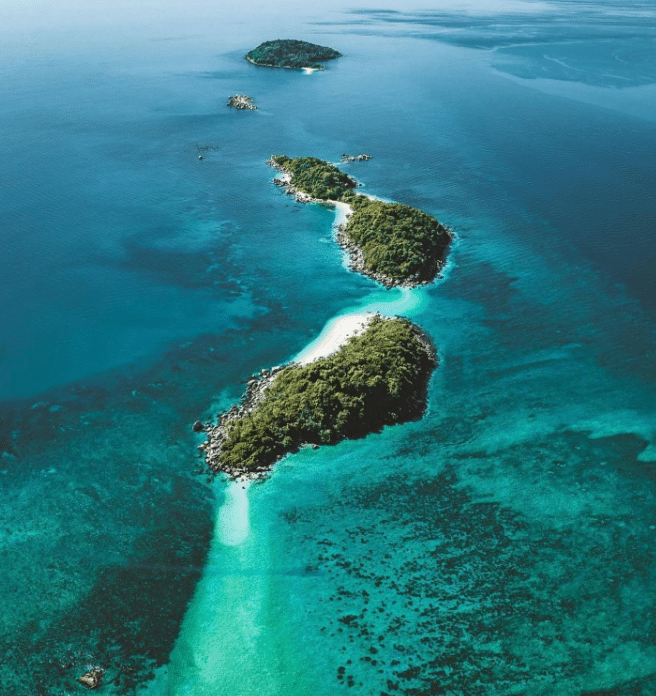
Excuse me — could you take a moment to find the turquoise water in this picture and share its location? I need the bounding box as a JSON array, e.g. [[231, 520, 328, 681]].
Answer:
[[1, 1, 656, 694]]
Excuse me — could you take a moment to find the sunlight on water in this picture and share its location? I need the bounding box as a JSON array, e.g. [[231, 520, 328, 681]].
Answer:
[[217, 481, 252, 546], [3, 1, 656, 694]]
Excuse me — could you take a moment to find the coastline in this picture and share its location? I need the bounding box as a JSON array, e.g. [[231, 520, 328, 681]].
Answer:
[[268, 157, 452, 289], [200, 313, 377, 480], [293, 312, 376, 364], [199, 312, 436, 481], [245, 55, 324, 71], [199, 365, 285, 482]]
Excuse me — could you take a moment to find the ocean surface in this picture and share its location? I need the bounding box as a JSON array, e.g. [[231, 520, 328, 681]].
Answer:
[[1, 1, 655, 694]]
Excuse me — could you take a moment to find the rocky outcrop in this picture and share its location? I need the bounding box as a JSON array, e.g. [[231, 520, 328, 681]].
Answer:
[[198, 365, 287, 480], [340, 153, 372, 162], [227, 95, 258, 110], [77, 668, 104, 690], [335, 223, 448, 290], [268, 157, 327, 204]]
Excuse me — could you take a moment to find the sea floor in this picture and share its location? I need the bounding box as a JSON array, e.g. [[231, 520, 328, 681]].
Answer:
[[1, 2, 656, 694]]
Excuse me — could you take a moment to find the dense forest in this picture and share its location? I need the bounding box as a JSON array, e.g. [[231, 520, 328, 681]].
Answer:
[[271, 155, 358, 201], [344, 197, 452, 283], [245, 39, 342, 69], [271, 155, 452, 285], [210, 316, 436, 473]]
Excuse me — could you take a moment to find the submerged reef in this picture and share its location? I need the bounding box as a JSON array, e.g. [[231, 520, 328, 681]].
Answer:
[[199, 316, 436, 479], [245, 39, 341, 70]]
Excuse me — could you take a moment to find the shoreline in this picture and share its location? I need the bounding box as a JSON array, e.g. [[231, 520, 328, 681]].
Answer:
[[200, 314, 378, 481], [199, 313, 436, 481], [245, 55, 324, 71], [268, 157, 452, 289], [293, 312, 376, 365], [199, 365, 285, 482]]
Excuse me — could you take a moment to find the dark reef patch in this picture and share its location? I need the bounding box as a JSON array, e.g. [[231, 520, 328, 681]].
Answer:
[[278, 428, 656, 695]]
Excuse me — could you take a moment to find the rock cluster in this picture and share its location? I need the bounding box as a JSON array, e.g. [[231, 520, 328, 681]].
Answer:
[[340, 153, 372, 162], [227, 95, 258, 110], [197, 365, 287, 480], [77, 667, 105, 690], [268, 157, 326, 204]]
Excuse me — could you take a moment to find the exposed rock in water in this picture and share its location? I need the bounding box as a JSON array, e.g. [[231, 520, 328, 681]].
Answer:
[[227, 95, 258, 110], [192, 420, 204, 433], [77, 667, 105, 689], [340, 153, 372, 162]]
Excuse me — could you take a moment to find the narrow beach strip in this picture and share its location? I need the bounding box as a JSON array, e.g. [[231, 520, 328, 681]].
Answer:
[[293, 312, 375, 365]]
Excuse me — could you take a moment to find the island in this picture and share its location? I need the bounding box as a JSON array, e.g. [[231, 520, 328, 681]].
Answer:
[[245, 39, 342, 70], [270, 155, 358, 201], [269, 155, 452, 287], [227, 94, 257, 110], [199, 315, 436, 479]]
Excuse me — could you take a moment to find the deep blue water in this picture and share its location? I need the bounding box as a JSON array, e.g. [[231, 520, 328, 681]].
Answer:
[[1, 1, 656, 694]]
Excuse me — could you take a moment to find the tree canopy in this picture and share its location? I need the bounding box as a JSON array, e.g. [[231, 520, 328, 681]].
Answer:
[[246, 40, 342, 69], [345, 197, 451, 283], [272, 155, 358, 201], [214, 316, 435, 472], [271, 155, 451, 285]]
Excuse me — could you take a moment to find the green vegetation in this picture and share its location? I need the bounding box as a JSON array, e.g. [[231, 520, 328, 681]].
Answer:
[[272, 155, 358, 201], [344, 197, 451, 283], [271, 155, 452, 285], [217, 317, 435, 472], [245, 39, 341, 70]]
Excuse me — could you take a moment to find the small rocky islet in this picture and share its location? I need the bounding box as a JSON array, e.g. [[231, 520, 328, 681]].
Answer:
[[340, 153, 372, 162], [227, 94, 257, 110], [245, 39, 341, 70], [77, 667, 104, 690]]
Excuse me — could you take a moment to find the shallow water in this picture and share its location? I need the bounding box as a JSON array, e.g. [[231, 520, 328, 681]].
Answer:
[[2, 1, 656, 694]]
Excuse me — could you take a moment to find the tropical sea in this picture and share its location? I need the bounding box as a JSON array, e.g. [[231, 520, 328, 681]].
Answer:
[[1, 0, 655, 694]]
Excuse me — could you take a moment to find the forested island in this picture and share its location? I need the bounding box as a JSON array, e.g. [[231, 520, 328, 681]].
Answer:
[[272, 155, 358, 200], [269, 155, 452, 287], [245, 39, 342, 70], [199, 316, 436, 479]]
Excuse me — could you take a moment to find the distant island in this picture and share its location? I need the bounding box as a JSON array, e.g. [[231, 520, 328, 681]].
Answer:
[[199, 316, 436, 479], [269, 155, 452, 288], [245, 39, 342, 70]]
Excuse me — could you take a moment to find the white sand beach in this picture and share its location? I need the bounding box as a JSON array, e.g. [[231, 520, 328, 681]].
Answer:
[[294, 312, 375, 365], [331, 199, 352, 227]]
